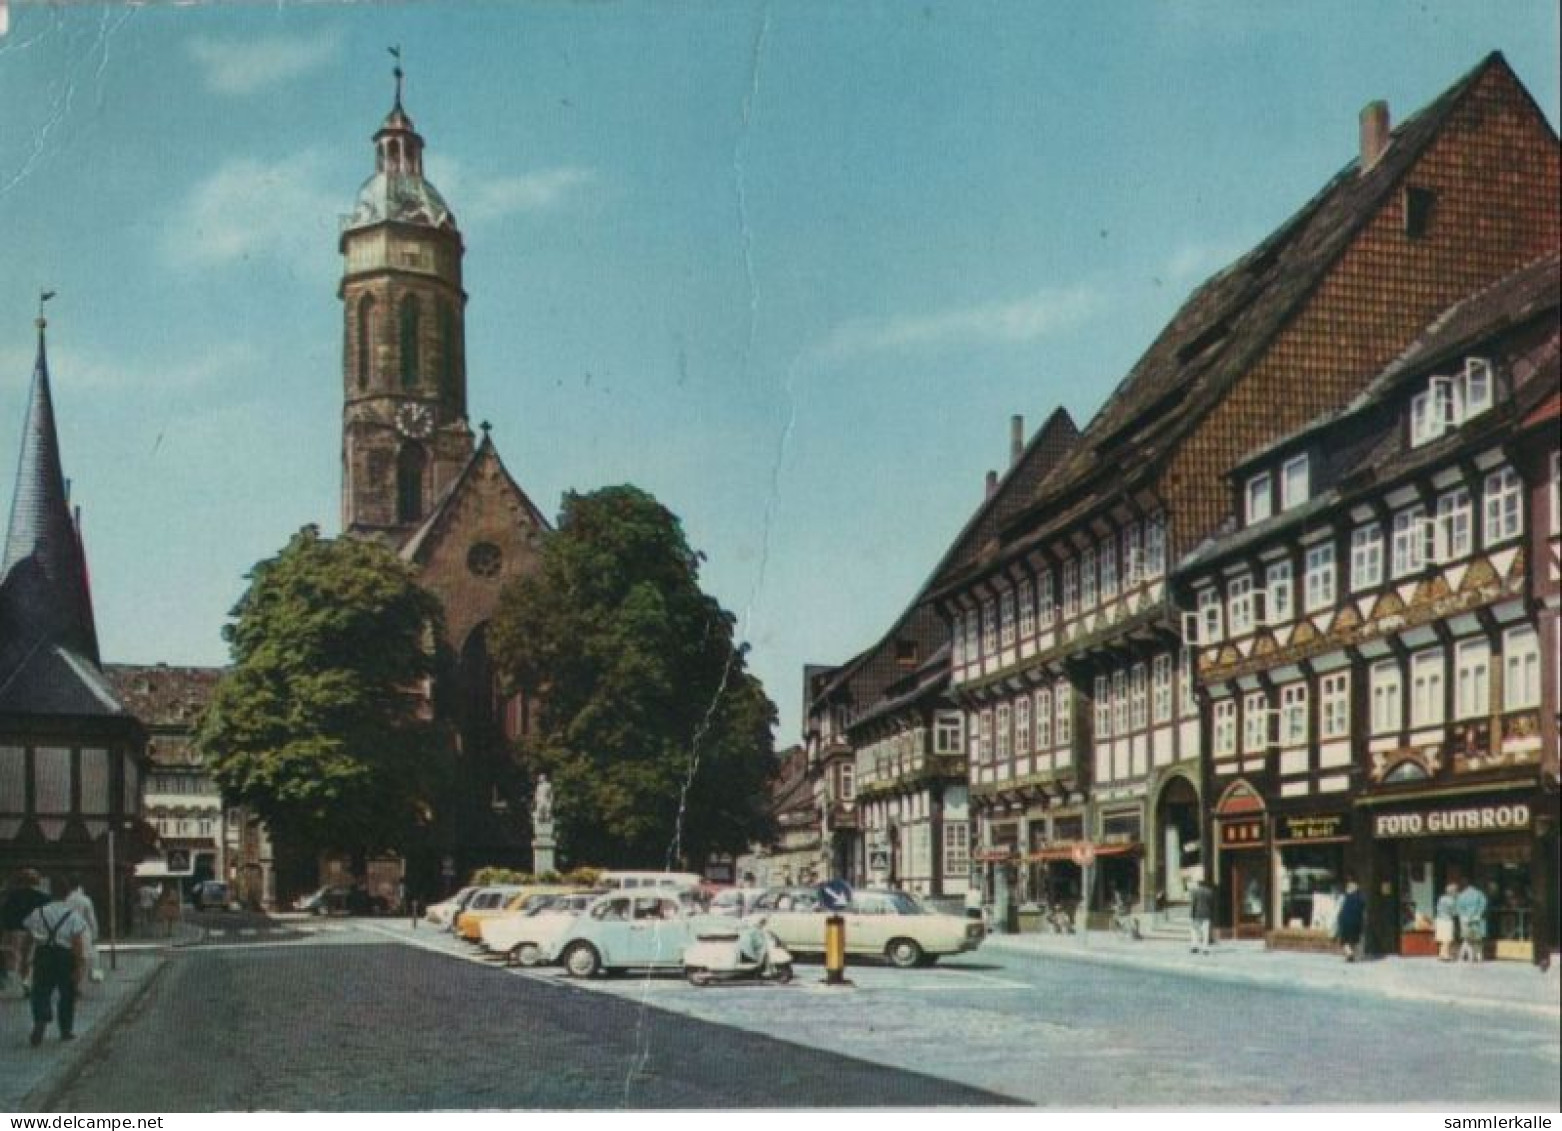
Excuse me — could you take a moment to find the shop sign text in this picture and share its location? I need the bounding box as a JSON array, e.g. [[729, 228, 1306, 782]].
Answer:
[[1373, 803, 1531, 839]]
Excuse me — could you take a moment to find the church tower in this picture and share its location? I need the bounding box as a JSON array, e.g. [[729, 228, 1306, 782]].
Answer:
[[340, 64, 472, 539]]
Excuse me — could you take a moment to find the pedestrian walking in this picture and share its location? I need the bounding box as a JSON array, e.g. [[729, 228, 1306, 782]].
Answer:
[[21, 876, 87, 1045], [2, 868, 49, 995], [1456, 880, 1488, 964], [1336, 880, 1366, 962], [1188, 875, 1215, 954], [1434, 882, 1459, 962], [64, 876, 101, 983]]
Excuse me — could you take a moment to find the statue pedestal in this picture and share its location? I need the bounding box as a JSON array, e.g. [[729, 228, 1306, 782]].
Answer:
[[532, 822, 556, 876]]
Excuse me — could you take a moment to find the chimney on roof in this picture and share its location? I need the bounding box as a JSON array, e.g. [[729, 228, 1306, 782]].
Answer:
[[1360, 100, 1391, 171], [1010, 415, 1025, 468], [985, 470, 998, 499]]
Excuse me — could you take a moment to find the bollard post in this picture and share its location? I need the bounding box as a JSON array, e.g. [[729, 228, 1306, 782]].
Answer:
[[824, 914, 849, 986], [411, 900, 419, 930]]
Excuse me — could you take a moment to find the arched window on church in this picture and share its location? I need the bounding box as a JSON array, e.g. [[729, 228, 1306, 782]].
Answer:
[[440, 300, 457, 398], [396, 443, 426, 525], [399, 294, 421, 388], [356, 294, 376, 390]]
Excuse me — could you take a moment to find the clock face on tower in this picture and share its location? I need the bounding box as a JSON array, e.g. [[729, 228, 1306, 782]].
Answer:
[[395, 402, 435, 439]]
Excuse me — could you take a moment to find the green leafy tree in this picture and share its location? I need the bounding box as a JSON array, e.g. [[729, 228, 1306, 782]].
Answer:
[[198, 526, 450, 863], [490, 486, 777, 868]]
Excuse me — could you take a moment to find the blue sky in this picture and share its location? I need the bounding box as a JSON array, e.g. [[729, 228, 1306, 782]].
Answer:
[[2, 1, 1558, 742]]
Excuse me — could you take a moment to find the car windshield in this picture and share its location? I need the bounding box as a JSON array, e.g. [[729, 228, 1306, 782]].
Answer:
[[853, 892, 923, 916]]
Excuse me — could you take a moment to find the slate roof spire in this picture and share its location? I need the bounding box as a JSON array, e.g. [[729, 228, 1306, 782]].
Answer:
[[1, 301, 100, 664]]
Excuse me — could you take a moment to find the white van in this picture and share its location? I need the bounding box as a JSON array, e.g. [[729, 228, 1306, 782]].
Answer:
[[599, 871, 703, 892]]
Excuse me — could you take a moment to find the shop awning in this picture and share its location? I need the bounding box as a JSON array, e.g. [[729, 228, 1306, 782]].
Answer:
[[1025, 843, 1143, 863]]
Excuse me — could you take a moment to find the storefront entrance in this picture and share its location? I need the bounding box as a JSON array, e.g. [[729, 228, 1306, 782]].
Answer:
[[1155, 775, 1201, 904]]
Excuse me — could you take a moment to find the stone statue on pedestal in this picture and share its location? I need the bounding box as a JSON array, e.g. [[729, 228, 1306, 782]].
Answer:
[[531, 774, 556, 875]]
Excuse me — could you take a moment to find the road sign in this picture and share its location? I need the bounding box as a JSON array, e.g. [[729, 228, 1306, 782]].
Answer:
[[1070, 842, 1097, 868], [164, 849, 194, 876], [868, 850, 889, 873], [817, 878, 853, 911]]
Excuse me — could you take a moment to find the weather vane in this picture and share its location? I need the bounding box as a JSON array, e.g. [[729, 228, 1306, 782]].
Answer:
[[388, 45, 404, 106], [37, 289, 56, 330]]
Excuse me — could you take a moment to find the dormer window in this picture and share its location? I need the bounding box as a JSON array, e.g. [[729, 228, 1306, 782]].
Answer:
[[1411, 358, 1495, 447], [1281, 453, 1310, 510], [1246, 472, 1272, 524]]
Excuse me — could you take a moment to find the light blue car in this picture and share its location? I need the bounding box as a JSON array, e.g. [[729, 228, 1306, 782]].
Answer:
[[553, 891, 719, 977]]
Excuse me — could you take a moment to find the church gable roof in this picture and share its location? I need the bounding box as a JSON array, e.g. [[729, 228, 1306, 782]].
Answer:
[[398, 433, 551, 567], [0, 635, 128, 720]]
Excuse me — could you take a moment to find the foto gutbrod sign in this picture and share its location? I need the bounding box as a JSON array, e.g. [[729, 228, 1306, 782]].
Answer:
[[1373, 802, 1531, 839]]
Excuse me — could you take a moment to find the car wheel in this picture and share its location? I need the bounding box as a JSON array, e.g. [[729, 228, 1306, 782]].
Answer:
[[886, 938, 924, 969], [514, 943, 543, 968], [686, 967, 712, 987], [563, 943, 601, 979]]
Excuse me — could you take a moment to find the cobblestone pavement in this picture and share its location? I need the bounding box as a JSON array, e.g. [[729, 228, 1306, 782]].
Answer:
[[48, 937, 1019, 1111], [376, 920, 1562, 1108]]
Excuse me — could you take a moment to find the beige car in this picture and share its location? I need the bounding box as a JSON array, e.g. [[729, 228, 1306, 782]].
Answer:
[[753, 889, 983, 968]]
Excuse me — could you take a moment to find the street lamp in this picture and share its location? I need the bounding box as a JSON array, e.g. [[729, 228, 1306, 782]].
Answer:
[[105, 817, 136, 972]]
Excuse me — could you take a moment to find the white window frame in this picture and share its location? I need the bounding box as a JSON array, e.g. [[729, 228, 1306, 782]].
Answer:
[[1503, 625, 1540, 711], [1035, 688, 1053, 750], [1410, 649, 1445, 729], [1351, 524, 1383, 591], [1281, 453, 1310, 511], [1113, 670, 1130, 735], [1094, 676, 1112, 740], [934, 711, 964, 755], [1392, 506, 1427, 577], [999, 590, 1016, 648], [1483, 466, 1523, 546], [1131, 663, 1148, 731], [1179, 648, 1197, 718], [1213, 699, 1237, 757], [1242, 691, 1269, 753], [1280, 682, 1309, 747], [1054, 681, 1073, 746], [1454, 637, 1491, 720], [1228, 573, 1255, 636], [943, 822, 970, 875], [1199, 586, 1224, 644], [1123, 523, 1143, 588], [1100, 537, 1119, 602], [1320, 672, 1350, 740], [1304, 543, 1336, 613], [979, 709, 994, 763], [1062, 560, 1079, 620], [951, 612, 966, 667], [1436, 487, 1473, 562], [1037, 571, 1055, 628], [1081, 547, 1098, 610], [1018, 577, 1035, 639], [1371, 659, 1403, 736], [1152, 653, 1173, 724], [1246, 473, 1273, 524], [1266, 560, 1293, 625], [996, 704, 1012, 760], [1014, 695, 1031, 755], [1145, 515, 1167, 579], [981, 598, 998, 657], [1464, 358, 1493, 418]]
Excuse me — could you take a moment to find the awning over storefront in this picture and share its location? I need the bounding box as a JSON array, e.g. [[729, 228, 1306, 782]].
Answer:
[[1026, 843, 1143, 863]]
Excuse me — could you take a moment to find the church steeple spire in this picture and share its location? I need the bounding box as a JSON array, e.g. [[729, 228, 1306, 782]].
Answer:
[[2, 297, 100, 663]]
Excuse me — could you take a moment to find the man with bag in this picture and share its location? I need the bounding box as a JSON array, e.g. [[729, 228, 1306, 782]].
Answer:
[[21, 876, 88, 1045]]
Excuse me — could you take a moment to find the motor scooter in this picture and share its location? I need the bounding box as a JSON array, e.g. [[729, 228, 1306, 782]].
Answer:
[[682, 922, 794, 986]]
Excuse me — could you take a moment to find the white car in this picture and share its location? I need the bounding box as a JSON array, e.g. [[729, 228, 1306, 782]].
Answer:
[[753, 888, 983, 968], [481, 892, 601, 965], [424, 886, 479, 929]]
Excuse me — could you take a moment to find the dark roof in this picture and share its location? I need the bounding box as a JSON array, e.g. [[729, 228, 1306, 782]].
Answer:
[[0, 634, 128, 718], [1, 321, 98, 664], [1005, 52, 1534, 541], [398, 433, 552, 564], [103, 664, 224, 728], [1178, 256, 1561, 576]]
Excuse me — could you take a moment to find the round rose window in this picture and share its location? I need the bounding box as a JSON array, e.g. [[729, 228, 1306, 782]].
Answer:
[[467, 542, 503, 578]]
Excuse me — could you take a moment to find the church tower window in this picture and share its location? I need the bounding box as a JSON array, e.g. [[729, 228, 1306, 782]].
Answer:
[[396, 443, 426, 525], [356, 294, 376, 390], [399, 294, 422, 388]]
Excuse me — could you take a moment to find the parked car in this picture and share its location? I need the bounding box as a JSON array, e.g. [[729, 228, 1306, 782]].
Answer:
[[750, 886, 823, 913], [457, 885, 589, 942], [192, 881, 230, 912], [451, 885, 531, 939], [424, 886, 479, 929], [753, 888, 983, 967], [708, 887, 765, 918], [481, 892, 601, 965], [294, 885, 388, 916], [552, 892, 725, 977]]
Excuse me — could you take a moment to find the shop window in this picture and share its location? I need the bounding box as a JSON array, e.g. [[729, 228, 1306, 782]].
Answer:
[[1503, 626, 1540, 711]]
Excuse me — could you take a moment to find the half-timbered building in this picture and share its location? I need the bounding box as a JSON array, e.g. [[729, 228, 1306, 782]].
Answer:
[[931, 52, 1560, 929], [1178, 253, 1559, 961]]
